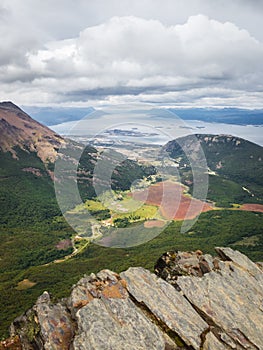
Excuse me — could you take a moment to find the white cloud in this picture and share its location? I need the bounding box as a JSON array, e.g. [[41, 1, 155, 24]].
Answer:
[[1, 13, 263, 107]]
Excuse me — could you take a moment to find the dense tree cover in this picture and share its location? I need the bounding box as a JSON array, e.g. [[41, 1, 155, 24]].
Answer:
[[111, 159, 155, 191], [113, 217, 130, 228], [76, 147, 156, 201], [207, 175, 252, 207], [1, 209, 263, 338], [0, 148, 61, 226]]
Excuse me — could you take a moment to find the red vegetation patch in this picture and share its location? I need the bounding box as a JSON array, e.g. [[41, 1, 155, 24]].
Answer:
[[132, 181, 213, 220], [56, 239, 72, 250], [240, 204, 263, 213], [144, 220, 166, 228]]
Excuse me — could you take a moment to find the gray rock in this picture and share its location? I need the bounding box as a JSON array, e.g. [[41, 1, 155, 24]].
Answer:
[[177, 250, 263, 349], [70, 269, 169, 349], [121, 267, 208, 350], [69, 269, 128, 315], [257, 262, 263, 271], [154, 250, 213, 288], [6, 248, 263, 350], [35, 292, 74, 350], [216, 247, 263, 285], [73, 298, 165, 350], [203, 332, 229, 350]]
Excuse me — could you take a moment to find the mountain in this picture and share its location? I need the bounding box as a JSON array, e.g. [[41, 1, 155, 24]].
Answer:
[[1, 247, 262, 349], [0, 102, 62, 227], [0, 101, 152, 221], [22, 106, 263, 127], [21, 105, 96, 126], [0, 101, 64, 164], [0, 101, 91, 226], [168, 107, 263, 125], [0, 100, 155, 260], [0, 102, 158, 337], [163, 134, 263, 207]]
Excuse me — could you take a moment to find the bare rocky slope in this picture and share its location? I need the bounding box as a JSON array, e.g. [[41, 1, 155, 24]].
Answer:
[[1, 247, 262, 350], [0, 102, 64, 163]]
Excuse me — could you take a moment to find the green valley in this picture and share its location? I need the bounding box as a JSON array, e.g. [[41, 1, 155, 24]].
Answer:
[[0, 103, 263, 339]]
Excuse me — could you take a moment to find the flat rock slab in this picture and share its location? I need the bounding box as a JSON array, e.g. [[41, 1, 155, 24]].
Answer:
[[121, 267, 208, 349], [73, 298, 166, 350], [177, 248, 263, 350], [203, 332, 229, 350]]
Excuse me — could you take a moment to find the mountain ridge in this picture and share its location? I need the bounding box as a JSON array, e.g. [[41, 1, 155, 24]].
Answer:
[[168, 107, 263, 125], [22, 105, 96, 126], [0, 101, 64, 164], [163, 133, 263, 206]]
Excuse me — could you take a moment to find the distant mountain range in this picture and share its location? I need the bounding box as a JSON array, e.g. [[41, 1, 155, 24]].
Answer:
[[22, 105, 96, 126], [168, 107, 263, 125], [22, 105, 263, 127]]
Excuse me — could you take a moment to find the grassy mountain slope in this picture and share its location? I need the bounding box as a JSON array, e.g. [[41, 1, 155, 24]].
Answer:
[[0, 102, 155, 271], [163, 134, 263, 206]]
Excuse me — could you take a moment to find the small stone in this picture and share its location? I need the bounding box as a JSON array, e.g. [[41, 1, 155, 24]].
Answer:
[[195, 250, 203, 255]]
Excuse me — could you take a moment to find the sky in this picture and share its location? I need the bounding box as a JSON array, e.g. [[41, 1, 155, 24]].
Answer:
[[1, 0, 263, 108]]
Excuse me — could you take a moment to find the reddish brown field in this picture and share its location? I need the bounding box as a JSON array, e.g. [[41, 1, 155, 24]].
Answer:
[[56, 239, 72, 250], [144, 220, 166, 228], [240, 204, 263, 213], [132, 181, 214, 220]]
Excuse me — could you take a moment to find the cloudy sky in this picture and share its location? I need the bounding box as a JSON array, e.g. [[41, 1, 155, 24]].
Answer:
[[1, 0, 263, 108]]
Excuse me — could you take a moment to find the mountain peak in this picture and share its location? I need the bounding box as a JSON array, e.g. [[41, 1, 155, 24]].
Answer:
[[0, 101, 23, 112]]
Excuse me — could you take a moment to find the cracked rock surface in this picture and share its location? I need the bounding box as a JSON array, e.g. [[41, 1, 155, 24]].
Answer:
[[2, 247, 263, 349]]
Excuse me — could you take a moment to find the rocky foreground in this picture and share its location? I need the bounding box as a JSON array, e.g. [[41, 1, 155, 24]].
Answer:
[[1, 247, 263, 350]]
